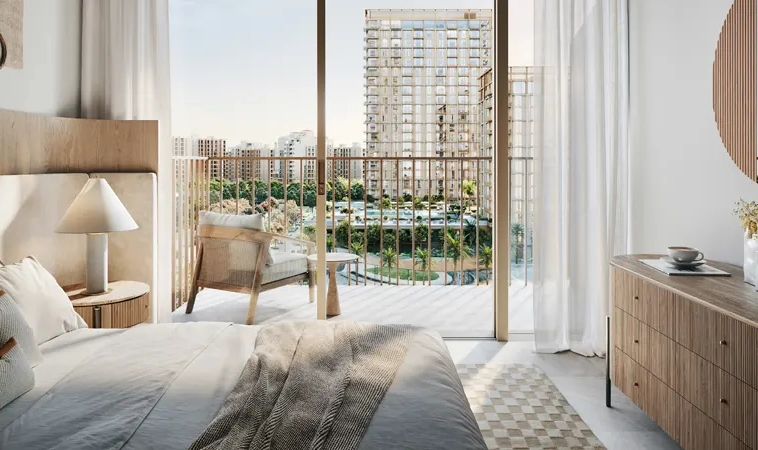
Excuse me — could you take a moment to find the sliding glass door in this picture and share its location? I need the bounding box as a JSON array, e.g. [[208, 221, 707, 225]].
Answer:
[[169, 0, 510, 339]]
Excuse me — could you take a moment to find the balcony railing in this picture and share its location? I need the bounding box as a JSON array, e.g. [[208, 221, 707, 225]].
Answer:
[[172, 155, 532, 310]]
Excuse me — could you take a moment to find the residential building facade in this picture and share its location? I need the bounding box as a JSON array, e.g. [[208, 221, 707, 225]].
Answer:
[[197, 137, 227, 179], [364, 9, 492, 200]]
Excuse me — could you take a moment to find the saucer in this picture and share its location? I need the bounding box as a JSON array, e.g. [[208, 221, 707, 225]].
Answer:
[[660, 256, 706, 269]]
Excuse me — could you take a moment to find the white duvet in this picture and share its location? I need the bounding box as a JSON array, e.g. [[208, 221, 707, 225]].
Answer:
[[0, 322, 485, 450]]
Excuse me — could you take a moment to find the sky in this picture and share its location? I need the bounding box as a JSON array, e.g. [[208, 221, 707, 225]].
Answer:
[[169, 0, 534, 146]]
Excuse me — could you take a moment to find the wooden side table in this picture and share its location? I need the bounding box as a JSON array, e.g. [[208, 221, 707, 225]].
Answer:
[[306, 253, 358, 316], [66, 281, 150, 328]]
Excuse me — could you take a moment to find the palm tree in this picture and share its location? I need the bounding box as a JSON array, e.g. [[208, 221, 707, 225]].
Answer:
[[479, 245, 493, 285], [382, 248, 397, 281], [415, 247, 430, 285], [462, 180, 477, 210], [446, 232, 472, 283], [463, 221, 479, 246], [350, 241, 364, 257], [380, 197, 392, 210]]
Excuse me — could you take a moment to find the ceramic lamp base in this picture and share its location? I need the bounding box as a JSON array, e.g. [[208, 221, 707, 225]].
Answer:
[[86, 233, 108, 295]]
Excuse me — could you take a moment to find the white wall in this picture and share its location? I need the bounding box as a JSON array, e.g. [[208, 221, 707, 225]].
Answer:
[[0, 0, 82, 117], [630, 0, 758, 265]]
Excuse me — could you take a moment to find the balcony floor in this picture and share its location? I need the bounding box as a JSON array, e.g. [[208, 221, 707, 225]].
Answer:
[[172, 283, 533, 338]]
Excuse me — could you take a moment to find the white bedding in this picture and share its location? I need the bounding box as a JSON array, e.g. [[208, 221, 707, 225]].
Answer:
[[0, 322, 485, 450]]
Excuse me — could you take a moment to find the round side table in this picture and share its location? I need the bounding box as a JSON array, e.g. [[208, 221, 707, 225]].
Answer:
[[66, 280, 150, 328], [306, 253, 358, 316]]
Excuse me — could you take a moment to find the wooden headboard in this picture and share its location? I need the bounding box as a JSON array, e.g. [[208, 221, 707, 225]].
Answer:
[[0, 108, 160, 320]]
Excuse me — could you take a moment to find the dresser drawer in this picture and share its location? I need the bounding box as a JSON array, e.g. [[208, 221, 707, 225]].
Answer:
[[614, 349, 749, 450], [676, 344, 758, 449], [614, 307, 677, 387], [675, 299, 758, 391], [612, 267, 642, 317]]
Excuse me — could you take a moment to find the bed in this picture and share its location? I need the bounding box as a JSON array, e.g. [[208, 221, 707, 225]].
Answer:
[[0, 322, 485, 449], [0, 122, 485, 449]]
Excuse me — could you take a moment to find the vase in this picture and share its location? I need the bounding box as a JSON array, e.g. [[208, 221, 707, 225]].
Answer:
[[745, 229, 758, 285]]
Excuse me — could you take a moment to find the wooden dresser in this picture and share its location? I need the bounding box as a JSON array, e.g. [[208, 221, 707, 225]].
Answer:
[[611, 255, 758, 450]]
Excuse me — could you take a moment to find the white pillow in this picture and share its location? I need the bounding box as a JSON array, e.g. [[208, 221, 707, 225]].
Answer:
[[199, 211, 273, 265], [0, 290, 43, 367], [0, 339, 35, 409], [0, 257, 87, 345]]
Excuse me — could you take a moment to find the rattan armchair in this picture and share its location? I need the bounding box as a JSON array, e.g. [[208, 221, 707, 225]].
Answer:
[[185, 225, 315, 325]]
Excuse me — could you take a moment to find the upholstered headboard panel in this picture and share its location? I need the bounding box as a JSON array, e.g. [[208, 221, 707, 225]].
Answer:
[[0, 173, 89, 286], [0, 173, 156, 299]]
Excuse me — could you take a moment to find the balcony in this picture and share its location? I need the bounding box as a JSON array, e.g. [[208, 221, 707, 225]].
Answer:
[[172, 154, 533, 337]]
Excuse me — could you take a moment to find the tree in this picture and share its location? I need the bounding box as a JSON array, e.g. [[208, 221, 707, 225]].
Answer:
[[286, 182, 302, 203], [334, 220, 353, 248], [326, 235, 334, 252], [511, 223, 525, 264], [380, 197, 392, 210], [327, 177, 348, 202], [382, 248, 397, 271], [351, 241, 364, 256], [402, 192, 412, 202], [464, 221, 479, 246], [270, 180, 284, 200], [398, 228, 412, 245], [303, 225, 317, 243], [254, 180, 269, 204], [462, 180, 477, 203], [479, 245, 493, 285], [350, 181, 365, 201], [415, 247, 430, 284], [446, 231, 472, 278], [302, 183, 317, 208], [413, 196, 424, 210], [412, 223, 428, 242], [382, 230, 396, 250], [366, 223, 382, 250]]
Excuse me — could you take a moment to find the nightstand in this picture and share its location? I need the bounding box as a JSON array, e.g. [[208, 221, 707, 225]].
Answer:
[[66, 280, 150, 328]]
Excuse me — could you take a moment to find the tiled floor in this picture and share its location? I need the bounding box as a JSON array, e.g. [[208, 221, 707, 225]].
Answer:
[[172, 283, 534, 336], [445, 339, 681, 450]]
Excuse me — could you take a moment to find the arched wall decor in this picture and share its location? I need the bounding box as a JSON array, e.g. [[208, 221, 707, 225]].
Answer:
[[713, 0, 757, 181]]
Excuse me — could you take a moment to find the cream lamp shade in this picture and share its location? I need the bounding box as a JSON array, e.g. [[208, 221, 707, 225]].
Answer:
[[56, 178, 138, 295], [57, 178, 138, 233]]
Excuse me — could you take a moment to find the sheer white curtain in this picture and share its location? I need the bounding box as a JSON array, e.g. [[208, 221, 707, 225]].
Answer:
[[80, 0, 172, 322], [533, 0, 630, 356]]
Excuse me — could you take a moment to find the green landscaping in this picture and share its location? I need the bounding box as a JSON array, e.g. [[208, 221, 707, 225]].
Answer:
[[366, 267, 440, 282]]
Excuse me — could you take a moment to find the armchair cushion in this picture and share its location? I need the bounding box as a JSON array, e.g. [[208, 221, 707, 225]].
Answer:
[[261, 252, 310, 285], [199, 211, 273, 265]]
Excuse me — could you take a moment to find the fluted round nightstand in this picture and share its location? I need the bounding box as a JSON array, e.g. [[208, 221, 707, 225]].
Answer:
[[66, 280, 150, 328]]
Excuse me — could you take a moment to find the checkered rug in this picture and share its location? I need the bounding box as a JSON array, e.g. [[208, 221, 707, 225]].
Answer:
[[457, 364, 606, 450]]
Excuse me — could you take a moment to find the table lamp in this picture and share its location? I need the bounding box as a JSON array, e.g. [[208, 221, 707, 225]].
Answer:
[[56, 178, 138, 295]]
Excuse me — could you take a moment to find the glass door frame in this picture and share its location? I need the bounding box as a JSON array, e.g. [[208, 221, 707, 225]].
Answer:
[[315, 1, 509, 339]]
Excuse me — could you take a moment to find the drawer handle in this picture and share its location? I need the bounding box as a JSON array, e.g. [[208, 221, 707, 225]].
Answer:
[[633, 339, 639, 344], [633, 382, 639, 387], [719, 340, 728, 346], [633, 296, 639, 300], [720, 398, 728, 405]]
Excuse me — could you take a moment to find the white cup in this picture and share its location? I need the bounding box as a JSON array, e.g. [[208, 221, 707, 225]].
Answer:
[[667, 246, 704, 263]]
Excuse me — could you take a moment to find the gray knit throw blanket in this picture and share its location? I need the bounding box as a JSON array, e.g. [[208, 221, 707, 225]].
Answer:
[[189, 321, 414, 450]]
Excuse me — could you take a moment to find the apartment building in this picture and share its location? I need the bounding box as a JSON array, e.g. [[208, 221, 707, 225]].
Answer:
[[364, 9, 492, 200], [173, 136, 198, 157], [227, 141, 269, 182], [477, 67, 534, 222], [330, 143, 364, 181], [197, 137, 227, 179], [274, 130, 317, 183]]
